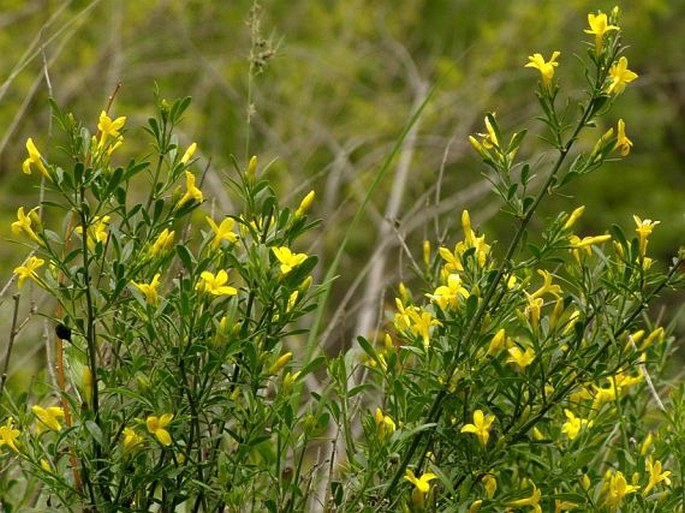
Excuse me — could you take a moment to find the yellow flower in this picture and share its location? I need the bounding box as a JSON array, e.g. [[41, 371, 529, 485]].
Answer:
[[614, 119, 633, 156], [426, 273, 469, 310], [530, 269, 562, 299], [603, 470, 639, 509], [132, 273, 162, 305], [563, 206, 585, 230], [75, 215, 111, 250], [11, 206, 42, 245], [560, 409, 594, 440], [0, 418, 21, 453], [404, 469, 437, 509], [468, 500, 483, 513], [13, 256, 45, 289], [195, 270, 238, 296], [584, 12, 619, 53], [640, 432, 654, 456], [524, 51, 561, 88], [477, 114, 499, 149], [97, 111, 126, 149], [22, 138, 50, 179], [180, 142, 197, 165], [506, 480, 542, 512], [506, 345, 536, 371], [268, 352, 293, 374], [40, 458, 52, 473], [294, 190, 315, 218], [483, 473, 497, 498], [146, 413, 173, 446], [149, 228, 176, 257], [374, 408, 396, 438], [643, 458, 671, 496], [407, 308, 442, 349], [460, 409, 495, 447], [525, 295, 544, 330], [486, 328, 506, 357], [122, 427, 143, 452], [633, 215, 660, 258], [272, 246, 308, 276], [177, 171, 204, 208], [31, 405, 65, 433], [205, 216, 238, 249], [607, 57, 638, 95]]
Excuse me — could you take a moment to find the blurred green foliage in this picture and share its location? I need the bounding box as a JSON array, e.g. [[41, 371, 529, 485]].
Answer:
[[0, 0, 683, 357]]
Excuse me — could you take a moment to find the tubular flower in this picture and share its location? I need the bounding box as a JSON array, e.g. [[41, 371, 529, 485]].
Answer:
[[374, 408, 396, 439], [607, 57, 638, 95], [22, 138, 50, 179], [614, 119, 633, 156], [32, 406, 65, 433], [477, 114, 499, 149], [525, 294, 545, 330], [483, 474, 497, 498], [122, 427, 143, 452], [294, 190, 315, 218], [486, 329, 507, 356], [0, 418, 21, 453], [407, 308, 442, 349], [461, 409, 496, 447], [633, 215, 660, 258], [149, 228, 176, 257], [11, 207, 42, 245], [524, 51, 561, 88], [506, 480, 542, 513], [14, 256, 45, 288], [603, 470, 639, 509], [205, 216, 238, 249], [584, 12, 619, 53], [75, 215, 110, 250], [426, 273, 469, 310], [268, 352, 293, 374], [132, 273, 162, 305], [563, 206, 585, 230], [177, 171, 204, 208], [561, 409, 594, 440], [530, 269, 562, 299], [643, 458, 671, 495], [506, 345, 536, 371], [180, 142, 197, 165], [97, 111, 126, 149], [272, 246, 308, 276], [146, 413, 173, 446], [195, 270, 238, 297], [404, 469, 437, 509]]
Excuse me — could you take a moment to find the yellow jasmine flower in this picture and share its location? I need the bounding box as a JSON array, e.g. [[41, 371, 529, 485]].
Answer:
[[641, 327, 664, 351], [13, 256, 45, 289], [246, 155, 258, 181], [506, 480, 542, 512], [633, 215, 659, 258], [524, 51, 561, 88], [272, 246, 308, 275], [483, 473, 497, 498], [563, 206, 585, 230], [603, 470, 639, 509], [407, 308, 442, 349], [640, 432, 653, 456], [461, 409, 496, 447], [555, 496, 578, 512], [506, 345, 536, 371], [404, 469, 437, 509], [561, 409, 594, 440], [180, 142, 197, 165], [643, 458, 671, 495], [613, 119, 633, 156], [195, 270, 238, 296], [477, 114, 499, 149], [149, 228, 176, 257], [486, 328, 507, 357], [11, 206, 42, 245], [282, 370, 301, 393], [31, 405, 65, 433], [394, 298, 414, 332], [40, 458, 52, 473], [75, 215, 111, 250], [525, 295, 544, 329], [426, 273, 469, 310], [468, 500, 483, 513], [22, 138, 50, 179], [122, 427, 143, 452], [268, 352, 293, 374], [146, 413, 173, 446], [205, 216, 238, 249], [97, 111, 126, 149], [294, 190, 316, 218], [607, 57, 638, 95], [530, 269, 562, 299], [0, 418, 21, 452], [177, 171, 204, 208], [374, 408, 396, 438], [584, 12, 619, 53], [132, 273, 162, 305]]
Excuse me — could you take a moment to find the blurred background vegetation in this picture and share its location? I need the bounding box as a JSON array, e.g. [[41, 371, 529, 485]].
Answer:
[[1, 0, 683, 384]]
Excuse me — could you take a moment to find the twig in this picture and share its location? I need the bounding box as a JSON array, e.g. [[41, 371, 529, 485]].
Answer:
[[0, 295, 21, 399]]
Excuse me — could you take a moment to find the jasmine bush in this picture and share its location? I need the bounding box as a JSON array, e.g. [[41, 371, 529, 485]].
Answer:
[[1, 6, 684, 513]]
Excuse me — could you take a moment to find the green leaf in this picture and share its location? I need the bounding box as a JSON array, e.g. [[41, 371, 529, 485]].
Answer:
[[84, 420, 103, 446]]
